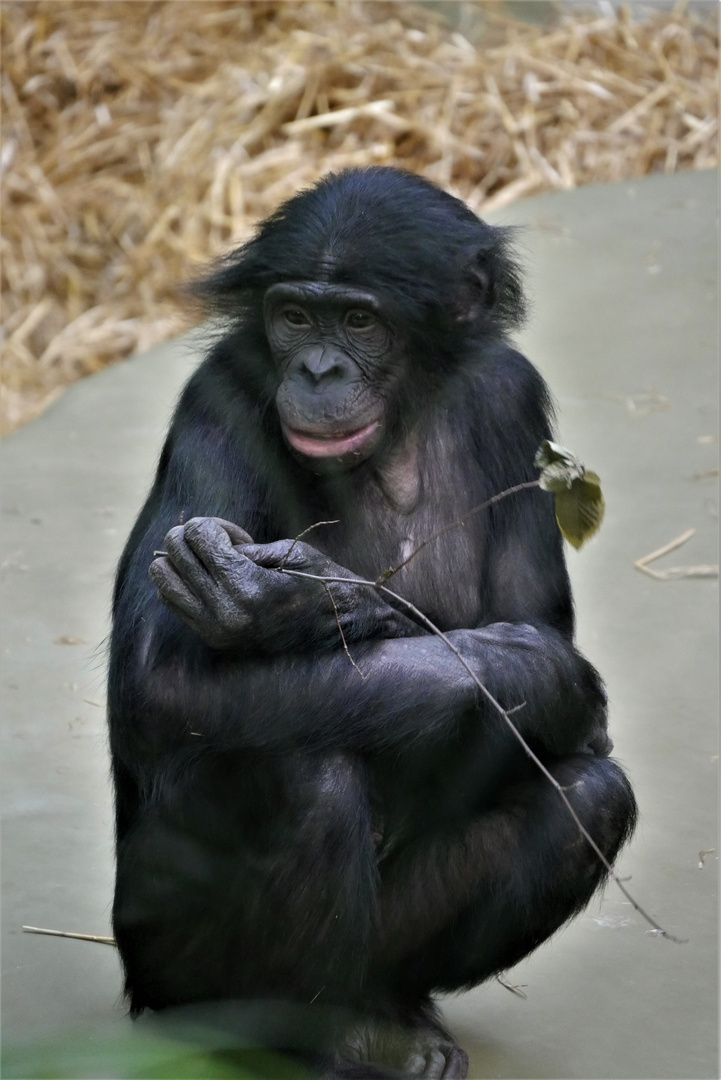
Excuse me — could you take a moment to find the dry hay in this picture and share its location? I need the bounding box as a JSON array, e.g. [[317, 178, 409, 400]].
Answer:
[[1, 0, 718, 435]]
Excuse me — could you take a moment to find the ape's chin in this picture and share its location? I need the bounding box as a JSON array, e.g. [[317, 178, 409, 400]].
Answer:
[[281, 420, 382, 472]]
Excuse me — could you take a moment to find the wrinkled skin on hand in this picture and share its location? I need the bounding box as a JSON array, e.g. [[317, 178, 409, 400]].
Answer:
[[149, 516, 402, 655]]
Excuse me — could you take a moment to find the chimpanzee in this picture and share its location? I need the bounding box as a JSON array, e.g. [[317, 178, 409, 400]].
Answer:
[[108, 167, 636, 1078]]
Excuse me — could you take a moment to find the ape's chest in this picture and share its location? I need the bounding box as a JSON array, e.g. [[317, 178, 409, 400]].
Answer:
[[317, 493, 488, 632], [392, 537, 485, 631]]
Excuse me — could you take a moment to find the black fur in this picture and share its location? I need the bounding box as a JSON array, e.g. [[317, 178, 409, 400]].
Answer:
[[109, 168, 636, 1076]]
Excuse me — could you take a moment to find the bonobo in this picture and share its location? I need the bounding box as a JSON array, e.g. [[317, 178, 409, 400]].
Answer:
[[109, 167, 636, 1078]]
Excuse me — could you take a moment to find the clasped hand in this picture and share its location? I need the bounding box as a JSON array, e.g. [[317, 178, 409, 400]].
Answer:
[[149, 516, 365, 653]]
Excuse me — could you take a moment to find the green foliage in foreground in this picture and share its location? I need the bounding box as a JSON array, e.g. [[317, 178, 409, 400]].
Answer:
[[3, 1028, 313, 1080]]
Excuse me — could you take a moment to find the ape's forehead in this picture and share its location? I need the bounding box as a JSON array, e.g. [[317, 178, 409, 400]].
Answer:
[[264, 282, 382, 311], [265, 170, 477, 287]]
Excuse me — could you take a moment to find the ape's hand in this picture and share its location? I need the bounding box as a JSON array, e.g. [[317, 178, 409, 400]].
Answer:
[[584, 727, 614, 757], [149, 517, 396, 653]]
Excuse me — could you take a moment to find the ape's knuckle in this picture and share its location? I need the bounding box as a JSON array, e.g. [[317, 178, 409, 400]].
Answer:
[[216, 553, 238, 574], [164, 525, 185, 545]]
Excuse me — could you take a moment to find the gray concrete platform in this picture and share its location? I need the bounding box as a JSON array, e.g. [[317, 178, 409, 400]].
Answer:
[[2, 169, 718, 1078]]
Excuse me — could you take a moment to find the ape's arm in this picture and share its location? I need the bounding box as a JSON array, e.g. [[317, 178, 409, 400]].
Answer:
[[110, 515, 607, 782], [112, 612, 603, 766], [148, 517, 423, 654]]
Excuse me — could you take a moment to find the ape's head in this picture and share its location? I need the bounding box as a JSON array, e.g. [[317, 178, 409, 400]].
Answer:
[[196, 167, 525, 473]]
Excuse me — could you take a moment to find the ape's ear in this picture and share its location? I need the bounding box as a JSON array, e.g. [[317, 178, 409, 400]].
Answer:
[[455, 264, 495, 323], [456, 232, 527, 331]]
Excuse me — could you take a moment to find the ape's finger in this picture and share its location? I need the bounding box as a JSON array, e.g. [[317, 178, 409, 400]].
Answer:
[[239, 540, 300, 568], [210, 518, 254, 546], [163, 524, 216, 590], [149, 557, 205, 620], [180, 518, 243, 581], [240, 540, 338, 575]]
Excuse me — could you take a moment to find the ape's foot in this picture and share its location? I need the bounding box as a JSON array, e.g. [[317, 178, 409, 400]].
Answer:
[[341, 1016, 468, 1079], [401, 1031, 468, 1079]]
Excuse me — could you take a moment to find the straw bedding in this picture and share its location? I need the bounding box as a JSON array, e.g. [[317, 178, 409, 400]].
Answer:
[[1, 0, 717, 434]]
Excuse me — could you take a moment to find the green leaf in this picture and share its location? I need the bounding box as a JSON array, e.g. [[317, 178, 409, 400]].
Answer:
[[554, 471, 605, 549], [535, 441, 605, 549]]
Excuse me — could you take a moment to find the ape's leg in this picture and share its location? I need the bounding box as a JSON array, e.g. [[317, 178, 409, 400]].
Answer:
[[373, 754, 636, 999], [113, 750, 378, 1014]]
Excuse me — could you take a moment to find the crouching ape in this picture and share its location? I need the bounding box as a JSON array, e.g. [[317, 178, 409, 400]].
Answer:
[[109, 168, 637, 1078]]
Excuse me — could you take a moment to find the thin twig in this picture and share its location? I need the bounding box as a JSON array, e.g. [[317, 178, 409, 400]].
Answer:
[[376, 481, 541, 584], [635, 528, 719, 580], [23, 925, 116, 945], [496, 973, 528, 999], [281, 567, 685, 943], [278, 519, 340, 570], [322, 581, 365, 679]]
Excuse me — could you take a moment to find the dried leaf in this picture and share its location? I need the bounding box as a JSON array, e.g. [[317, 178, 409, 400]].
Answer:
[[535, 440, 586, 491], [535, 440, 605, 549]]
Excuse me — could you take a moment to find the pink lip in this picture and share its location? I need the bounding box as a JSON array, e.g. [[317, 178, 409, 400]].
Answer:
[[283, 421, 380, 458]]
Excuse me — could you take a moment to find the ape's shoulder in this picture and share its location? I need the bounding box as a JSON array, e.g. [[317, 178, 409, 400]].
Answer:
[[173, 330, 267, 428], [477, 340, 549, 390], [471, 341, 555, 427]]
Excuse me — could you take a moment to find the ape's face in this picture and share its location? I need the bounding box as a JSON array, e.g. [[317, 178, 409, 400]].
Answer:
[[264, 283, 405, 473]]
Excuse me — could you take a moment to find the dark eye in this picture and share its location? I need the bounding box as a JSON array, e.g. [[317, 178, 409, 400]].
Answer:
[[346, 310, 375, 331], [283, 308, 310, 327]]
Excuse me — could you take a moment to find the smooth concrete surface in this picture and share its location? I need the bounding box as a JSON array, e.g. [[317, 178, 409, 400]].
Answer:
[[2, 169, 718, 1078]]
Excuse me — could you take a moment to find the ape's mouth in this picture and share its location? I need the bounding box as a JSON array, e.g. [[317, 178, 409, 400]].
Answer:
[[282, 421, 381, 459]]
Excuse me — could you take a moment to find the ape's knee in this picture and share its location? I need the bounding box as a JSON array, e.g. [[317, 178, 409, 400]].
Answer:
[[541, 755, 637, 918], [505, 753, 635, 921], [599, 757, 637, 856], [567, 755, 637, 863]]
